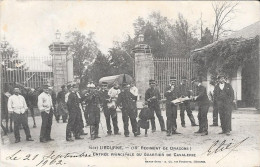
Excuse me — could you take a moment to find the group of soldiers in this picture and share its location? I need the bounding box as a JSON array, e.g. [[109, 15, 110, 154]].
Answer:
[[5, 73, 234, 143]]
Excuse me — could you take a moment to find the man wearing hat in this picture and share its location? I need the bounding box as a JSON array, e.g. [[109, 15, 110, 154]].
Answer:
[[191, 77, 210, 136], [85, 84, 101, 140], [117, 82, 138, 137], [57, 85, 68, 123], [100, 82, 120, 135], [177, 76, 198, 127], [214, 74, 234, 136], [145, 79, 166, 132], [66, 84, 84, 141], [164, 77, 181, 136], [38, 84, 54, 143]]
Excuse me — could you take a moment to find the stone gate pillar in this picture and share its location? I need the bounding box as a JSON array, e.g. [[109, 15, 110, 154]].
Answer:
[[49, 42, 73, 93], [132, 36, 154, 103]]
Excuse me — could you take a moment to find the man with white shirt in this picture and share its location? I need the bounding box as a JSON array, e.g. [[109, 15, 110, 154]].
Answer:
[[214, 74, 234, 136], [38, 84, 54, 143], [8, 87, 34, 143]]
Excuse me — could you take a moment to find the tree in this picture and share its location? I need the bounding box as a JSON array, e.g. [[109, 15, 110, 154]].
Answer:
[[84, 51, 111, 83], [108, 47, 134, 76], [66, 31, 100, 79], [212, 1, 239, 42], [200, 27, 213, 47], [172, 14, 199, 57]]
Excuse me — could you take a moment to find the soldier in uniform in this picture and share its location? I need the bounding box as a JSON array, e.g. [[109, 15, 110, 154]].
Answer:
[[66, 84, 84, 141], [164, 77, 181, 136], [145, 79, 166, 132], [100, 82, 120, 135], [85, 85, 101, 140], [177, 76, 198, 127], [191, 78, 210, 136], [214, 74, 234, 136], [117, 83, 138, 137]]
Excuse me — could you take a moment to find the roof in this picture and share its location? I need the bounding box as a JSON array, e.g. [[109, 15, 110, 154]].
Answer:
[[192, 21, 260, 53], [224, 21, 260, 39]]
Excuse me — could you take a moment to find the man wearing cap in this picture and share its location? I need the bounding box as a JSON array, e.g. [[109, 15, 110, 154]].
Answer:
[[8, 87, 34, 143], [177, 76, 198, 127], [57, 85, 68, 123], [145, 79, 166, 132], [100, 82, 120, 135], [85, 84, 101, 140], [214, 74, 234, 136], [38, 85, 54, 143], [66, 84, 84, 141], [117, 82, 138, 137], [164, 77, 181, 136], [191, 78, 210, 136]]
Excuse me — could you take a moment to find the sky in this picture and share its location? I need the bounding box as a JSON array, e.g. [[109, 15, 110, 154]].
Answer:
[[0, 0, 259, 58]]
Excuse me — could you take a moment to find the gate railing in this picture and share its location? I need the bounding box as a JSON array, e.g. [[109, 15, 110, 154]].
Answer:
[[153, 57, 196, 98], [2, 56, 53, 90]]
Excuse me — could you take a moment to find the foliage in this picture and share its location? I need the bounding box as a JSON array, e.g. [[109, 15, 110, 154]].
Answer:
[[192, 36, 259, 78], [66, 31, 99, 78]]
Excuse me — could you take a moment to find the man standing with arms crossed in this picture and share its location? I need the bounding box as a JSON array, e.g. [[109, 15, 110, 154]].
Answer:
[[145, 79, 166, 132]]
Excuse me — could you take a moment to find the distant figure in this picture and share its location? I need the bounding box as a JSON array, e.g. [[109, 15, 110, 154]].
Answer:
[[214, 74, 234, 136], [8, 87, 34, 143]]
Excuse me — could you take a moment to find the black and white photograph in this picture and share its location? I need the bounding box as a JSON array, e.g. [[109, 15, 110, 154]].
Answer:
[[0, 0, 260, 167]]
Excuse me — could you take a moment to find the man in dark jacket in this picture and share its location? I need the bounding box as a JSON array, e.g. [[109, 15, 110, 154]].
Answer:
[[145, 79, 166, 132], [214, 74, 234, 136], [191, 78, 210, 136], [100, 82, 120, 135], [85, 86, 101, 140], [66, 84, 84, 141], [57, 85, 68, 123], [164, 77, 181, 136], [177, 76, 198, 127], [117, 83, 138, 137]]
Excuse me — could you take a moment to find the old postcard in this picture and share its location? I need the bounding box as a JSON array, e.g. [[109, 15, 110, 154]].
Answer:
[[1, 0, 260, 167]]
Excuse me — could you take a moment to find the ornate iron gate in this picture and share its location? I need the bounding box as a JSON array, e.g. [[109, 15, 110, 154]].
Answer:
[[153, 57, 196, 98]]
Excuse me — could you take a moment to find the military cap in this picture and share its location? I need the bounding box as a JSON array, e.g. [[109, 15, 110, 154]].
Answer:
[[149, 79, 156, 84], [170, 76, 177, 81]]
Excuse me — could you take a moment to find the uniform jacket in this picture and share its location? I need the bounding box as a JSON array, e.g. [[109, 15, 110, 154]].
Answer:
[[214, 83, 234, 104], [195, 84, 210, 106], [177, 83, 191, 98], [145, 87, 161, 106], [85, 90, 101, 125], [164, 85, 179, 104], [67, 92, 81, 113], [117, 90, 137, 119]]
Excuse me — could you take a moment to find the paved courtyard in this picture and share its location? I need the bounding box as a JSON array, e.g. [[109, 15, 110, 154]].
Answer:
[[1, 108, 260, 167]]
